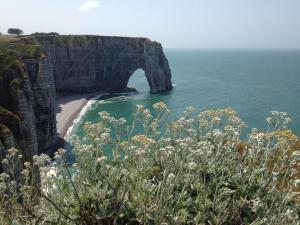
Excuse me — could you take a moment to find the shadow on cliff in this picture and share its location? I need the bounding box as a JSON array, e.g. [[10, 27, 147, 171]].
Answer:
[[48, 137, 76, 163]]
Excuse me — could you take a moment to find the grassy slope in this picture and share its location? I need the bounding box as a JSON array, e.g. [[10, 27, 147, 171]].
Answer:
[[0, 35, 44, 59]]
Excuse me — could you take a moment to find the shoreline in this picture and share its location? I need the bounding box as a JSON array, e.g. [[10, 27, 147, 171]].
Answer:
[[56, 93, 99, 138], [56, 91, 138, 140]]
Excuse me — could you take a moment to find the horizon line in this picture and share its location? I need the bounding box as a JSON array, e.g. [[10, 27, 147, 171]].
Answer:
[[164, 47, 300, 51]]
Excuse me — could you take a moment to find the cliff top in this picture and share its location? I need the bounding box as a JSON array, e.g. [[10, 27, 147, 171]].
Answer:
[[0, 35, 44, 59], [0, 34, 163, 58]]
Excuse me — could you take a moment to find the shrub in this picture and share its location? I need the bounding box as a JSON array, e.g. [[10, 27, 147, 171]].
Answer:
[[31, 32, 60, 36], [7, 28, 24, 35], [0, 103, 299, 224]]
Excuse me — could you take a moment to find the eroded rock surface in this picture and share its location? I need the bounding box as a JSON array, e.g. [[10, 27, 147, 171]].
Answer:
[[0, 35, 172, 165], [35, 35, 172, 93]]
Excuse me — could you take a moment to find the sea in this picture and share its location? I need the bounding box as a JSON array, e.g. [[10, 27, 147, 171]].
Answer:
[[69, 49, 300, 144]]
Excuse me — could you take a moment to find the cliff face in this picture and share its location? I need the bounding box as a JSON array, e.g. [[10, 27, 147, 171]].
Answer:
[[35, 35, 172, 93], [0, 43, 57, 162], [24, 57, 57, 153], [0, 35, 172, 165]]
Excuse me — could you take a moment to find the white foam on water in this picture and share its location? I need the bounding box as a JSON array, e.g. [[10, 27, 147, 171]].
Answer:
[[65, 95, 100, 141], [98, 99, 112, 104], [64, 91, 144, 140]]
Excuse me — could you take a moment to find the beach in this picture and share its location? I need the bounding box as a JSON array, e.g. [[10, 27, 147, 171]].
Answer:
[[55, 94, 92, 138]]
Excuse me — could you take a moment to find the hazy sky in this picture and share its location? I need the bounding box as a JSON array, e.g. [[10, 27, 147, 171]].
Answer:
[[1, 0, 300, 48]]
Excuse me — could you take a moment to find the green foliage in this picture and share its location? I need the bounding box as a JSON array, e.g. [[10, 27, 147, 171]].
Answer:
[[0, 44, 42, 60], [0, 34, 19, 42], [0, 106, 19, 121], [0, 35, 44, 60], [8, 45, 42, 59], [0, 124, 12, 136], [31, 32, 60, 36], [9, 77, 23, 90], [33, 35, 103, 48], [7, 28, 24, 36], [0, 104, 299, 224]]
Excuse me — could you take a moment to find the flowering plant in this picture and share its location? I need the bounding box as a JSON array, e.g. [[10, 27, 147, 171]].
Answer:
[[0, 103, 299, 224]]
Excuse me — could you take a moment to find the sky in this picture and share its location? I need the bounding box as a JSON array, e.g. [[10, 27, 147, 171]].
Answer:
[[0, 0, 300, 49]]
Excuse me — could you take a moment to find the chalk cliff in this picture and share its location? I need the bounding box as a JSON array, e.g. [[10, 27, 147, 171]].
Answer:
[[35, 35, 172, 93], [0, 34, 172, 164], [0, 44, 57, 162]]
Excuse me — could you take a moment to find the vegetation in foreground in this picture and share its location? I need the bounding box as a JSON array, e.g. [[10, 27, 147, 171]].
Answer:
[[0, 103, 300, 224]]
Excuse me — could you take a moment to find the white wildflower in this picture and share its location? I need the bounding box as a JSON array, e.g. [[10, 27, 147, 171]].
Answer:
[[96, 156, 107, 164], [153, 102, 167, 110], [283, 117, 292, 124], [101, 132, 110, 141], [1, 159, 8, 165], [212, 116, 221, 124], [7, 148, 19, 156], [54, 153, 62, 160], [0, 173, 10, 182], [184, 106, 195, 114], [24, 162, 31, 168], [21, 169, 30, 177], [188, 162, 197, 170], [165, 146, 175, 152], [33, 154, 51, 167], [292, 151, 300, 161], [136, 104, 144, 111], [167, 173, 176, 182], [121, 169, 129, 175], [212, 129, 223, 138], [293, 179, 300, 188]]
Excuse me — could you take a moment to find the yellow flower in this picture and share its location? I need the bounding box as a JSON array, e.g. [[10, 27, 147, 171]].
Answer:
[[132, 135, 155, 145], [153, 102, 167, 110], [271, 129, 297, 141]]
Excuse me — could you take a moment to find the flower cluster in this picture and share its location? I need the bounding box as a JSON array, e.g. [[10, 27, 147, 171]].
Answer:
[[0, 103, 299, 225]]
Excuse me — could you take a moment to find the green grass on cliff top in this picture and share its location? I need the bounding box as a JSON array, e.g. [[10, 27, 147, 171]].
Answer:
[[0, 35, 19, 52], [0, 35, 44, 82], [0, 35, 43, 59], [0, 34, 19, 42]]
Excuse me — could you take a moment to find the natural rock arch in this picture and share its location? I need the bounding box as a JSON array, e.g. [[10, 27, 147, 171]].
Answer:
[[35, 35, 173, 93], [126, 68, 149, 91], [0, 35, 173, 159]]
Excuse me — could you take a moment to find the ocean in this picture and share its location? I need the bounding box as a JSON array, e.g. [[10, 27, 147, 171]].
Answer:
[[70, 49, 300, 142]]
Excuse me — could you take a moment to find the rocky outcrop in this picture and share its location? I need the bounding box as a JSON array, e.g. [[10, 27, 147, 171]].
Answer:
[[23, 57, 57, 154], [35, 35, 172, 93], [0, 125, 15, 171], [0, 35, 172, 166], [0, 50, 57, 161]]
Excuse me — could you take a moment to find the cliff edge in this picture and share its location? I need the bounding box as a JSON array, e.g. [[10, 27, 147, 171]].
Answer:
[[0, 34, 172, 164]]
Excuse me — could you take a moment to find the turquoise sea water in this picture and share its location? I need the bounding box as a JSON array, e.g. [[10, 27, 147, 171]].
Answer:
[[72, 49, 300, 140]]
